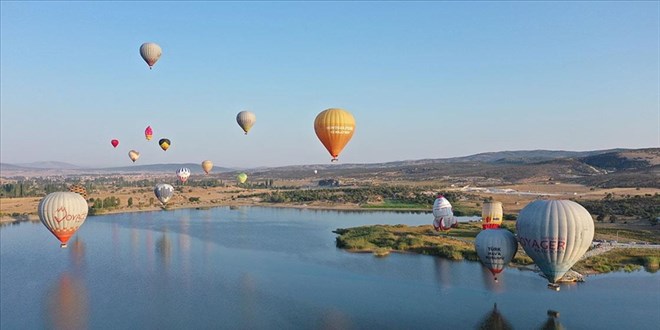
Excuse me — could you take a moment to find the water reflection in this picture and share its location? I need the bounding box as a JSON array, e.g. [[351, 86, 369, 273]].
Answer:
[[433, 257, 454, 289], [539, 316, 565, 330], [44, 273, 88, 330], [156, 232, 172, 270], [69, 237, 86, 272], [476, 303, 512, 330]]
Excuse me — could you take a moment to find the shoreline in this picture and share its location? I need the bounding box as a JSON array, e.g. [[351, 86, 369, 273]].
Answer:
[[0, 200, 433, 224]]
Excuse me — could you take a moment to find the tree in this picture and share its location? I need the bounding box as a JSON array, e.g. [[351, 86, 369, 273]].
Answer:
[[128, 197, 133, 207]]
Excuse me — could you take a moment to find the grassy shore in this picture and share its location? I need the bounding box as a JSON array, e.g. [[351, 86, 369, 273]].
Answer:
[[334, 222, 659, 275]]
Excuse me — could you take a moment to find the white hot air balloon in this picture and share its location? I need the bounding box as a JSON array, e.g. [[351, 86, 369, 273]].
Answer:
[[432, 195, 457, 231], [236, 111, 256, 135], [154, 184, 174, 205], [516, 200, 595, 284], [38, 192, 89, 248], [139, 42, 162, 69], [176, 168, 191, 183], [475, 229, 518, 282]]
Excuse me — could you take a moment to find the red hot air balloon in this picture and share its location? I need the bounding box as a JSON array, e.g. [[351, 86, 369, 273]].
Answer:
[[145, 126, 153, 141], [111, 139, 119, 148]]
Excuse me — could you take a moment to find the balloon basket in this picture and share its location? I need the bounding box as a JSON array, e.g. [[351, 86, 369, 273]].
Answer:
[[547, 283, 560, 291], [60, 243, 68, 249]]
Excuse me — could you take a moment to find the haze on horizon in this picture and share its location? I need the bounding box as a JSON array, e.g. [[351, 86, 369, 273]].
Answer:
[[1, 2, 658, 168]]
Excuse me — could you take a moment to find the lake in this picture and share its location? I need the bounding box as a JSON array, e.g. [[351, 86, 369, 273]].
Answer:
[[1, 206, 658, 329]]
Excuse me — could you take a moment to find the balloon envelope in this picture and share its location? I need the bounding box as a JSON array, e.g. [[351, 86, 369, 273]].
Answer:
[[236, 111, 256, 134], [145, 126, 153, 141], [128, 150, 140, 162], [139, 42, 162, 69], [154, 184, 174, 205], [314, 108, 355, 162], [38, 192, 89, 248], [516, 200, 594, 283], [237, 173, 248, 184], [432, 195, 456, 231], [201, 160, 213, 174], [158, 138, 171, 151], [176, 168, 191, 183], [482, 201, 503, 229], [475, 229, 518, 280], [67, 184, 88, 200], [111, 139, 119, 148]]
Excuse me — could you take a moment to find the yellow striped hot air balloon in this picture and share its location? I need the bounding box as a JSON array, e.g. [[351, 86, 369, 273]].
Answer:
[[158, 138, 171, 151], [314, 108, 355, 162], [237, 173, 248, 184]]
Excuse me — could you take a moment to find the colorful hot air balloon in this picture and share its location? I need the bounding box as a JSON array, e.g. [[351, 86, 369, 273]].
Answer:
[[176, 168, 191, 183], [145, 126, 153, 141], [475, 229, 518, 282], [482, 201, 503, 229], [236, 111, 256, 135], [237, 173, 248, 184], [154, 184, 174, 205], [111, 139, 119, 148], [38, 192, 89, 248], [432, 195, 457, 231], [139, 42, 162, 69], [201, 160, 213, 174], [516, 200, 595, 284], [128, 150, 140, 162], [314, 108, 355, 162], [67, 184, 88, 200], [158, 138, 171, 151]]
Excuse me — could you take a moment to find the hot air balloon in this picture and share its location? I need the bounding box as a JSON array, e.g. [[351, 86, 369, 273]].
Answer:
[[145, 126, 153, 141], [67, 184, 88, 200], [139, 42, 162, 69], [432, 195, 457, 231], [482, 201, 503, 229], [314, 108, 355, 162], [154, 183, 174, 205], [516, 200, 595, 284], [236, 111, 256, 135], [158, 138, 171, 151], [111, 139, 119, 148], [237, 173, 248, 184], [475, 229, 518, 281], [176, 168, 191, 183], [128, 150, 140, 162], [38, 192, 89, 248], [201, 160, 213, 174], [477, 304, 513, 330]]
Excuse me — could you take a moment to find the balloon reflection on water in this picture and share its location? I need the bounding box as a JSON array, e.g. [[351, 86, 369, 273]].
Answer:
[[45, 273, 88, 330], [476, 303, 512, 330]]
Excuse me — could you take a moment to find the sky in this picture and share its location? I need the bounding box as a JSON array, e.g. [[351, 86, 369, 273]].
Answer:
[[1, 1, 658, 168]]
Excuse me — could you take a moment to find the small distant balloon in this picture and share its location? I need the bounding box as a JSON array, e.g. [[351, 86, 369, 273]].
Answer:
[[145, 126, 153, 141], [140, 42, 162, 69], [128, 150, 140, 162], [38, 192, 89, 248], [236, 111, 256, 135], [176, 168, 191, 183], [154, 184, 174, 205], [482, 201, 503, 229], [201, 160, 213, 174], [314, 170, 318, 174], [158, 138, 171, 151], [314, 108, 355, 162], [111, 139, 119, 148], [432, 195, 457, 231], [67, 184, 88, 200], [237, 173, 248, 184]]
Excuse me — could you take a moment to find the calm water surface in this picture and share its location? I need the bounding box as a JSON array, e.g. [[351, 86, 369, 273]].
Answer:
[[1, 207, 658, 329]]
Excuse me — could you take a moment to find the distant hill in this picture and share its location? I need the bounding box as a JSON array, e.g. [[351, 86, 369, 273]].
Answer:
[[15, 161, 82, 169], [2, 148, 658, 188]]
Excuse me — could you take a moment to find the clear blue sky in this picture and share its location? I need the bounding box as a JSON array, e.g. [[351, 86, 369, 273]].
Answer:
[[1, 1, 658, 168]]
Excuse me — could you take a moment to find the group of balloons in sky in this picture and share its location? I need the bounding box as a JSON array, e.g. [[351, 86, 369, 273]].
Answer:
[[430, 195, 595, 286], [137, 42, 357, 164]]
